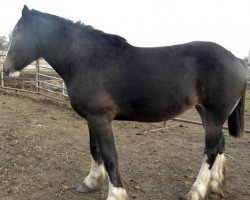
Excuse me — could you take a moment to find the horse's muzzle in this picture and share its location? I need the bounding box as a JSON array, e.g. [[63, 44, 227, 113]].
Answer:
[[3, 61, 20, 77], [9, 71, 20, 77]]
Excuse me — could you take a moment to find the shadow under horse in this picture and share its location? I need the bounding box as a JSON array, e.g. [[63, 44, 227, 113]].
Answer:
[[3, 6, 248, 200]]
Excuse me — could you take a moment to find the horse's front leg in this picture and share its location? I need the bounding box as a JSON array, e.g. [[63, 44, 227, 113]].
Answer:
[[77, 127, 106, 192], [86, 114, 129, 200]]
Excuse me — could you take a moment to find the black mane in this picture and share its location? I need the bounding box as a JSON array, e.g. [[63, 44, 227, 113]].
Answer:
[[29, 9, 128, 46]]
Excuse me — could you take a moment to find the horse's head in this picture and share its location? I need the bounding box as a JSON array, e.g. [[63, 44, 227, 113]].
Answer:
[[3, 5, 41, 77]]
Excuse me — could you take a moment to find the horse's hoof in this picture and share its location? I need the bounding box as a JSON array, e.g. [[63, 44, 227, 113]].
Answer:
[[76, 183, 97, 193], [209, 182, 225, 197], [208, 180, 225, 199], [207, 192, 224, 200], [181, 191, 205, 200], [209, 172, 226, 199]]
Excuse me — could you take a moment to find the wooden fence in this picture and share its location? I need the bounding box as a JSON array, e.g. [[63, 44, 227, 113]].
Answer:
[[0, 58, 68, 102]]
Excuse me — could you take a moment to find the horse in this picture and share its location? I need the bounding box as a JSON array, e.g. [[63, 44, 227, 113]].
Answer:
[[3, 6, 247, 200]]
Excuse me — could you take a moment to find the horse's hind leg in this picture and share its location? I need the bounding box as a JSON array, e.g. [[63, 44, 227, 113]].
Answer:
[[77, 127, 106, 193], [184, 110, 226, 200]]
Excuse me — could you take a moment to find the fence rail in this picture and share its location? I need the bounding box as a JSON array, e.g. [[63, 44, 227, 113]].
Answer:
[[0, 59, 68, 101]]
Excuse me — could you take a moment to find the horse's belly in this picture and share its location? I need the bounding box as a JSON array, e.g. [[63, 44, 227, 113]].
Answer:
[[115, 100, 194, 122]]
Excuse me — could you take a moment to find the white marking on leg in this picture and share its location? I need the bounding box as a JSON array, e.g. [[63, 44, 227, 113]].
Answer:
[[209, 154, 226, 196], [107, 180, 129, 200], [83, 157, 106, 190], [185, 155, 211, 200]]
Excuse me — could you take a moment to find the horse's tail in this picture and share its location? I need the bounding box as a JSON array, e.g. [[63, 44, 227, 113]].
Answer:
[[227, 88, 246, 138]]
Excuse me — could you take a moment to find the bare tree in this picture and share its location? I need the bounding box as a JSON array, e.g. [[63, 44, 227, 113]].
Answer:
[[0, 36, 9, 51]]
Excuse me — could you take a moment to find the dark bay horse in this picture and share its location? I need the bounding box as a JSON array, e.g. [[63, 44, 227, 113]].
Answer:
[[3, 6, 247, 200]]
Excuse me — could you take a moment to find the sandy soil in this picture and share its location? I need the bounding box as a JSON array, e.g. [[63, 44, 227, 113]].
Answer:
[[0, 90, 249, 200]]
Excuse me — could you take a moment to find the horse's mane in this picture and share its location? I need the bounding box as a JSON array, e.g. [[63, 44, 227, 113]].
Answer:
[[29, 9, 128, 47]]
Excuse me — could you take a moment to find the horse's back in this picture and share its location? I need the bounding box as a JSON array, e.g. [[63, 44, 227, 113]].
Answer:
[[110, 42, 247, 121], [69, 41, 247, 122]]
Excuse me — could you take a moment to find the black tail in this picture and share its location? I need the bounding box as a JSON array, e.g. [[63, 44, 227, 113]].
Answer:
[[227, 89, 246, 138]]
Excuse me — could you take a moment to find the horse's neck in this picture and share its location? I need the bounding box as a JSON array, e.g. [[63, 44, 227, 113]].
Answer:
[[37, 25, 90, 83], [42, 48, 68, 77]]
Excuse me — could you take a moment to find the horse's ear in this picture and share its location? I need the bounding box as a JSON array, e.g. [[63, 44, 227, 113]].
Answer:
[[22, 5, 30, 19]]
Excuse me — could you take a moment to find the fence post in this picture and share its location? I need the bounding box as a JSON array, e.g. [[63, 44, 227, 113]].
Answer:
[[0, 55, 4, 88], [62, 81, 66, 96], [35, 59, 40, 93]]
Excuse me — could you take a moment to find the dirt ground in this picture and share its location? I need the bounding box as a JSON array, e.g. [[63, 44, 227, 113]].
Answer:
[[0, 90, 249, 200]]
